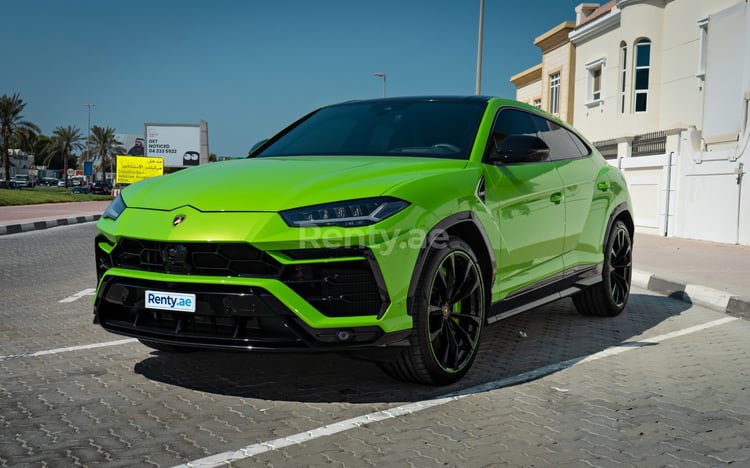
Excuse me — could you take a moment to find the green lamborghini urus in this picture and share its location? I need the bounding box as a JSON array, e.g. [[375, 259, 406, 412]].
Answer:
[[94, 96, 633, 385]]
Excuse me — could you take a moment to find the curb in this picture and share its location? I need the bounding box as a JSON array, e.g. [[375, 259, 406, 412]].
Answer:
[[0, 215, 101, 236], [633, 269, 749, 320]]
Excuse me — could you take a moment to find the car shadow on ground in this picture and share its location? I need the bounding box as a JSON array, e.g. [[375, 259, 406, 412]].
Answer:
[[133, 293, 690, 404]]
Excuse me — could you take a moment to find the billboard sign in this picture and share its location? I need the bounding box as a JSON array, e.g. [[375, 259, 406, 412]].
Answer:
[[145, 124, 201, 167], [116, 156, 164, 184]]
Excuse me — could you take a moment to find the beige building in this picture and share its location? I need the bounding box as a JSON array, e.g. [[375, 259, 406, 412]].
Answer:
[[510, 0, 750, 246], [510, 21, 577, 123]]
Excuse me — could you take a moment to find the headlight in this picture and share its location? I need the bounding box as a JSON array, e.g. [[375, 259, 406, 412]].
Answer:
[[102, 194, 127, 220], [281, 197, 409, 227]]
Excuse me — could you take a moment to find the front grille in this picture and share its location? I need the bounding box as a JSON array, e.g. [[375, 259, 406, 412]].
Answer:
[[96, 237, 389, 318], [109, 239, 282, 277], [96, 279, 305, 348], [282, 247, 368, 260], [95, 278, 387, 349]]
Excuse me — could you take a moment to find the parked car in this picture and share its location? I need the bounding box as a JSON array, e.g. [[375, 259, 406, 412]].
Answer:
[[38, 177, 60, 187], [0, 178, 19, 189], [70, 185, 89, 194], [12, 174, 34, 188], [93, 96, 633, 385], [90, 181, 112, 195]]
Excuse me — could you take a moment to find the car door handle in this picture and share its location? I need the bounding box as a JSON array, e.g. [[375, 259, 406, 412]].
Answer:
[[597, 181, 610, 191], [550, 192, 562, 204]]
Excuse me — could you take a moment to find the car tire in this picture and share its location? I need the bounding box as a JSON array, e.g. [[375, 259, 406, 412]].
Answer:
[[138, 339, 196, 353], [573, 219, 632, 317], [380, 237, 486, 385]]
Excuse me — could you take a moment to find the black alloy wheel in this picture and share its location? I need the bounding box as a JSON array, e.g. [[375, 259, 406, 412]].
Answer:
[[381, 237, 486, 385], [574, 219, 632, 317], [608, 222, 632, 309]]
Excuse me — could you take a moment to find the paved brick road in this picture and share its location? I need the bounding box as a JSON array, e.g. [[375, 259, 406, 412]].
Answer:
[[242, 317, 749, 467]]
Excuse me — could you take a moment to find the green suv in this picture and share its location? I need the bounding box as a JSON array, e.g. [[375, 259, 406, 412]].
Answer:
[[94, 96, 633, 385]]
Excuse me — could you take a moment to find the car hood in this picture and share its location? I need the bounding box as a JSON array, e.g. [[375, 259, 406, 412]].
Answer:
[[122, 156, 468, 212]]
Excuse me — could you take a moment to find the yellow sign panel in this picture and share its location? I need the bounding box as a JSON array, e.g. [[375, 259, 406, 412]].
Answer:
[[116, 156, 164, 184]]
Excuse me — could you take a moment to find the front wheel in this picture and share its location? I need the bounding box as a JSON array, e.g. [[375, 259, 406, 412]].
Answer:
[[380, 237, 486, 385], [574, 219, 632, 316]]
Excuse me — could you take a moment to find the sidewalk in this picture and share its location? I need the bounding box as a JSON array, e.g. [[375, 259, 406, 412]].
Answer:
[[633, 233, 750, 319], [0, 201, 748, 319], [0, 201, 110, 235]]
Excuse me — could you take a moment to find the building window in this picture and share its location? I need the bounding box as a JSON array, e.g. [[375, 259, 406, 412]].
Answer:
[[585, 58, 605, 105], [533, 98, 541, 109], [697, 17, 708, 79], [619, 42, 627, 113], [592, 68, 602, 100], [633, 38, 651, 112], [549, 72, 560, 114]]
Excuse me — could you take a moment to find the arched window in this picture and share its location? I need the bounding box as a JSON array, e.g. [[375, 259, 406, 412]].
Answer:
[[633, 38, 651, 112], [619, 41, 628, 113]]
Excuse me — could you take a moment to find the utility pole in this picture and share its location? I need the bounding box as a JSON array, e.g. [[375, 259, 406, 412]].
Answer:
[[475, 0, 485, 95], [84, 103, 95, 181]]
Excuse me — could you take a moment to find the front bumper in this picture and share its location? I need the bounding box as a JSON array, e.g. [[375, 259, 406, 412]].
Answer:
[[94, 276, 411, 351], [93, 234, 416, 351]]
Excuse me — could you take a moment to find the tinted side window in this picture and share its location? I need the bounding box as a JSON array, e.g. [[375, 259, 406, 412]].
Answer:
[[529, 114, 586, 160], [485, 108, 539, 161], [568, 130, 592, 156]]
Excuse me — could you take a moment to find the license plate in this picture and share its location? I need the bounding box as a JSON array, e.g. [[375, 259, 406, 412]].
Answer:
[[145, 290, 196, 312]]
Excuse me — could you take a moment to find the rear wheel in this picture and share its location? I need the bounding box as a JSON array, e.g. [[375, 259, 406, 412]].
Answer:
[[574, 219, 632, 316], [380, 237, 486, 385]]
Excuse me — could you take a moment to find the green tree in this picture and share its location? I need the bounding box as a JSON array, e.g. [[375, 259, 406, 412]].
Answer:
[[30, 134, 53, 167], [46, 125, 84, 187], [11, 127, 38, 154], [89, 125, 124, 180], [39, 137, 75, 172], [0, 93, 41, 180]]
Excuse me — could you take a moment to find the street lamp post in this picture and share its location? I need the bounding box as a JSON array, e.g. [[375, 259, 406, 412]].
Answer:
[[374, 72, 387, 97], [84, 103, 94, 179], [476, 0, 485, 95]]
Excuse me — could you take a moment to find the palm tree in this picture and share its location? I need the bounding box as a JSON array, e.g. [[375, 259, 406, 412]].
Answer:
[[29, 134, 53, 168], [0, 93, 41, 180], [13, 127, 39, 154], [12, 128, 54, 175], [46, 125, 84, 187], [89, 125, 125, 180]]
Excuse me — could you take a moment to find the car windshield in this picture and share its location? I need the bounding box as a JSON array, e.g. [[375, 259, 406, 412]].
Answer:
[[256, 99, 486, 160]]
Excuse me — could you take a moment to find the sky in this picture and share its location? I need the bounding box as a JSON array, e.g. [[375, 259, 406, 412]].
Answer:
[[4, 0, 584, 157]]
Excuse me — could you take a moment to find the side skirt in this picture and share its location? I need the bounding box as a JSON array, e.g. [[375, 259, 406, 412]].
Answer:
[[487, 264, 602, 324]]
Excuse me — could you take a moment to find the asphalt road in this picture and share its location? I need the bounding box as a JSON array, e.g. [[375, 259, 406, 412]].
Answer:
[[1, 223, 748, 467]]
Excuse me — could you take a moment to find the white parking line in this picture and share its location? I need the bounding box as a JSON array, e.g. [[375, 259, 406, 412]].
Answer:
[[0, 338, 138, 361], [174, 316, 738, 468], [59, 288, 97, 303]]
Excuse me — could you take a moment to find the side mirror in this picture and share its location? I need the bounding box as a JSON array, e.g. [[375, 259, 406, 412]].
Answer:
[[247, 139, 269, 157], [491, 134, 550, 164]]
